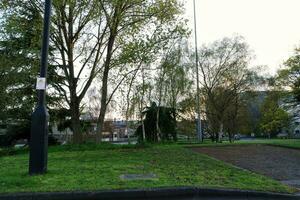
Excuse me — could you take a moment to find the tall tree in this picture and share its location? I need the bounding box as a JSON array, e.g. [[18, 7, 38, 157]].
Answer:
[[197, 36, 253, 142], [259, 92, 290, 138], [0, 1, 62, 122], [152, 45, 191, 141], [97, 0, 188, 142], [6, 0, 110, 143], [0, 2, 41, 121], [50, 0, 108, 143], [277, 47, 300, 102], [0, 1, 64, 145]]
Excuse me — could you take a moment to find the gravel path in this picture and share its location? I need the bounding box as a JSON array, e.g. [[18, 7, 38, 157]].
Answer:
[[192, 145, 300, 189]]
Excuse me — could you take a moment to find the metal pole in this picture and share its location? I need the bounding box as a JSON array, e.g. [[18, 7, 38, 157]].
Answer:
[[29, 0, 52, 175], [193, 0, 202, 142]]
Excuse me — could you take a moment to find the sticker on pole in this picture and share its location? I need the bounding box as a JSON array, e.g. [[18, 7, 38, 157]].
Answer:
[[36, 77, 47, 90]]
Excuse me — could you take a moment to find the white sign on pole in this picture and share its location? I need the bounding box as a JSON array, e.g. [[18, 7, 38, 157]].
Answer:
[[36, 77, 47, 90]]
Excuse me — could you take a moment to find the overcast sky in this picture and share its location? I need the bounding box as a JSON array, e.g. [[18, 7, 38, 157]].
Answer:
[[184, 0, 300, 75]]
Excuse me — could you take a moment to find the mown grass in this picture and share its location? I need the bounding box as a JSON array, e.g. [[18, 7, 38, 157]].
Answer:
[[237, 139, 300, 149], [0, 144, 294, 194], [181, 139, 300, 149]]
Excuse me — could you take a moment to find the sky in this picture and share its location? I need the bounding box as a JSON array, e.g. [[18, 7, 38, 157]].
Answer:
[[184, 0, 300, 75]]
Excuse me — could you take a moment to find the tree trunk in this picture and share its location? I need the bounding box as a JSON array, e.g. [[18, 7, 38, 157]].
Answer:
[[211, 133, 215, 142], [140, 66, 146, 141], [218, 123, 223, 143], [229, 132, 233, 143], [125, 66, 140, 144], [139, 100, 146, 142], [142, 120, 146, 141], [229, 87, 238, 143], [125, 102, 130, 144], [156, 70, 164, 142], [95, 62, 110, 143], [156, 108, 161, 142], [96, 26, 117, 143], [71, 115, 82, 143], [70, 100, 82, 143], [96, 107, 105, 143]]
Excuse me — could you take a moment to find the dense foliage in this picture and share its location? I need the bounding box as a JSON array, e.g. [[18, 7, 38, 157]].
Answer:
[[277, 48, 300, 103], [259, 92, 290, 138], [136, 102, 177, 143]]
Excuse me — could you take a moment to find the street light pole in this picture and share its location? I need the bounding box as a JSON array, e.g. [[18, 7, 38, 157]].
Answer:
[[29, 0, 52, 175], [193, 0, 202, 142]]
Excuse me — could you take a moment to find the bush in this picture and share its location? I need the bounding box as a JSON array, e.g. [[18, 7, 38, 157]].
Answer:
[[48, 134, 60, 146], [0, 122, 30, 147], [0, 121, 60, 147]]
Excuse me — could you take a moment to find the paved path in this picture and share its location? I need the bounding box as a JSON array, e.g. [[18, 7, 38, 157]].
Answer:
[[192, 145, 300, 190]]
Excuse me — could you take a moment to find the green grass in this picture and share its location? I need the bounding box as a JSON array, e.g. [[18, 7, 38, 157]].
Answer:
[[0, 144, 294, 194], [180, 139, 300, 149], [236, 139, 300, 149]]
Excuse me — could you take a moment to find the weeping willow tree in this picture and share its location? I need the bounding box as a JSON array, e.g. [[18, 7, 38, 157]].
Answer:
[[135, 102, 177, 143]]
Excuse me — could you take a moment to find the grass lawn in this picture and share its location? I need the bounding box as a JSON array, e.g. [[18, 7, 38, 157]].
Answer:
[[0, 144, 295, 194], [181, 139, 300, 149], [237, 139, 300, 149]]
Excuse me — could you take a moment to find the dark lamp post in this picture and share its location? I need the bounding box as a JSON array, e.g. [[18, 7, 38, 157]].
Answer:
[[29, 0, 52, 175]]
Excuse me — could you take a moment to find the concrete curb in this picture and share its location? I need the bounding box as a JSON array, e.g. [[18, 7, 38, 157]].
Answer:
[[0, 187, 299, 200]]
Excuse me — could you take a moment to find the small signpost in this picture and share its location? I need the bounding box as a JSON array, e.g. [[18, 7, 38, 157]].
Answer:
[[29, 0, 52, 175], [36, 77, 47, 90]]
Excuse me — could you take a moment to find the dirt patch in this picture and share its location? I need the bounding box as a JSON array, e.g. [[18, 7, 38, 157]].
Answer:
[[192, 145, 300, 189]]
